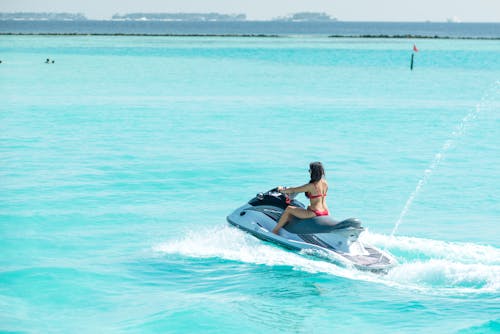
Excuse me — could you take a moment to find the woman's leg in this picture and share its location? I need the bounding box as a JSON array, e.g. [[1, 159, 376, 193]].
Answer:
[[272, 206, 316, 234]]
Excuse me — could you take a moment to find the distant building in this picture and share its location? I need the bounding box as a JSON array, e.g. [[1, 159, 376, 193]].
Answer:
[[274, 12, 337, 22], [111, 13, 247, 22], [0, 12, 87, 20], [446, 16, 462, 23]]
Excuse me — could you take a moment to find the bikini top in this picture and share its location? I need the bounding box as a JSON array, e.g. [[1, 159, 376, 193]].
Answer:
[[305, 182, 327, 199]]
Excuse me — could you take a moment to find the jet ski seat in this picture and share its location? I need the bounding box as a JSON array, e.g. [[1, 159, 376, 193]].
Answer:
[[284, 216, 362, 234]]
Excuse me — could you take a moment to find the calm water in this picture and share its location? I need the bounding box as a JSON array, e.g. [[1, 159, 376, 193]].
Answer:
[[1, 35, 499, 333]]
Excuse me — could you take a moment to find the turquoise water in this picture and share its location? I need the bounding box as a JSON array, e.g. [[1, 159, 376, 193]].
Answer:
[[1, 36, 499, 333]]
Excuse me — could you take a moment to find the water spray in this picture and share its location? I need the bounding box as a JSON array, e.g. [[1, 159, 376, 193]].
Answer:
[[390, 81, 499, 238]]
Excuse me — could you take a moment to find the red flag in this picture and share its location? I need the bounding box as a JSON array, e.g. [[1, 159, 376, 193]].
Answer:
[[413, 44, 419, 52]]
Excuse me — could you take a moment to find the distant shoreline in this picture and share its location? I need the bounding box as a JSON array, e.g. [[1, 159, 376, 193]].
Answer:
[[330, 34, 500, 40], [2, 21, 499, 39], [1, 32, 499, 40]]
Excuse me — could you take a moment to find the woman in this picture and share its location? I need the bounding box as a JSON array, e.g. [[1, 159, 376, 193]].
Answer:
[[272, 161, 329, 235]]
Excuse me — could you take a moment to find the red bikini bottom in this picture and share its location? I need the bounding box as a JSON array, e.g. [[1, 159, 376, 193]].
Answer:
[[309, 208, 329, 216]]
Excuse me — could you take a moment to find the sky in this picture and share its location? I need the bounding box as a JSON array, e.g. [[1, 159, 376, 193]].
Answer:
[[1, 0, 499, 22]]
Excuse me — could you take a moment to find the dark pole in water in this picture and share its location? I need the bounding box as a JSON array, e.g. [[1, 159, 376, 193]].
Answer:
[[410, 53, 414, 71]]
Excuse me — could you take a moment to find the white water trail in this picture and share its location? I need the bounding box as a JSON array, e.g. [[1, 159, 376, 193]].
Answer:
[[154, 226, 500, 295], [153, 225, 372, 282], [390, 81, 500, 237], [362, 231, 500, 293]]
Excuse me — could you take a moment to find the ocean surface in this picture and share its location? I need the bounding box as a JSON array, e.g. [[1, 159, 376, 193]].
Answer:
[[1, 20, 500, 38], [1, 29, 499, 333]]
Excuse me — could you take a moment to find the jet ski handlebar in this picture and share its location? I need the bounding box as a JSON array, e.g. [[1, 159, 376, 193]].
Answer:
[[250, 188, 305, 210], [265, 187, 298, 200]]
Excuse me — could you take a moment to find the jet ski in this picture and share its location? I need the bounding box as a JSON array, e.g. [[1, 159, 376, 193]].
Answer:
[[227, 188, 397, 272]]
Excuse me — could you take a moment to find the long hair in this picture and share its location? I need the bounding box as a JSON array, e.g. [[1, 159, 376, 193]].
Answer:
[[309, 161, 325, 183]]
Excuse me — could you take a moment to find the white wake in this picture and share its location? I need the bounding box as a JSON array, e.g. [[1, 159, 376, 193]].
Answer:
[[154, 225, 500, 294]]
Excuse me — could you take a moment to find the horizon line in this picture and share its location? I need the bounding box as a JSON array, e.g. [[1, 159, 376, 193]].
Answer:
[[0, 12, 498, 23]]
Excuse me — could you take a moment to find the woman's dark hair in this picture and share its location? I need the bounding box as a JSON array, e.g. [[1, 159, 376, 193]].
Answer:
[[309, 161, 325, 183]]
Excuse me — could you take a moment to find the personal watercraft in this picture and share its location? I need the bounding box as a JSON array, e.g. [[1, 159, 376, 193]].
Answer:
[[227, 188, 397, 272]]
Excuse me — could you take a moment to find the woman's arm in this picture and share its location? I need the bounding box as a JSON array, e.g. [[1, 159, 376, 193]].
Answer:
[[279, 183, 312, 194]]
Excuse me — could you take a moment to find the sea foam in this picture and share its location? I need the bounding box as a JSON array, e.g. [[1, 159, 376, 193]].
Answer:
[[154, 225, 500, 294]]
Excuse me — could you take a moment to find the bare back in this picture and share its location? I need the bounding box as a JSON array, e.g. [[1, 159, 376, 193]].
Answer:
[[307, 180, 328, 212]]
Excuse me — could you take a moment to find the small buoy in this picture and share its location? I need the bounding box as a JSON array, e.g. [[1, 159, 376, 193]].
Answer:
[[410, 44, 419, 71]]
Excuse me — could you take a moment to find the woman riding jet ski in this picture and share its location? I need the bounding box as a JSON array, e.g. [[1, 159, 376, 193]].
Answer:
[[226, 162, 397, 272]]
